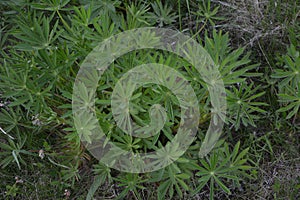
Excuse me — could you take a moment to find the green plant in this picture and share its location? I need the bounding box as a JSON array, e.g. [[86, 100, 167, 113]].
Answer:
[[86, 162, 112, 200], [5, 183, 19, 198], [121, 2, 151, 30], [0, 0, 299, 199], [227, 82, 267, 130], [114, 173, 146, 199], [272, 44, 300, 93], [202, 30, 267, 130], [277, 84, 300, 120], [149, 0, 178, 27], [152, 163, 192, 200], [193, 141, 252, 200], [0, 133, 34, 169], [79, 0, 121, 19], [272, 44, 300, 120], [13, 15, 62, 51], [193, 0, 224, 27]]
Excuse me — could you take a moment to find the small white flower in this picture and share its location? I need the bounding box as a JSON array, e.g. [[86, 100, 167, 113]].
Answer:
[[15, 176, 23, 184], [64, 189, 71, 198], [39, 149, 45, 159], [32, 114, 42, 126]]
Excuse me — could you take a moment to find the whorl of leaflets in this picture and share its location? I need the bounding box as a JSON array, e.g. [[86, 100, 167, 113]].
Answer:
[[72, 28, 226, 173]]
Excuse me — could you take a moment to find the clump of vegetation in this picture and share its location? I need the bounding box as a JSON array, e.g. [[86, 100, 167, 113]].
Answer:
[[0, 0, 299, 199]]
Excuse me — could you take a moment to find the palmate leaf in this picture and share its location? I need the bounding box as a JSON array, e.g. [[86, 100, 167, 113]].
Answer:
[[0, 134, 34, 169], [113, 173, 145, 200], [72, 6, 93, 27], [152, 163, 191, 200], [79, 0, 121, 19], [73, 112, 99, 144], [149, 0, 178, 27], [0, 60, 53, 114], [193, 0, 224, 26], [226, 82, 267, 130], [277, 84, 300, 119], [272, 44, 300, 92], [273, 45, 300, 119], [195, 141, 252, 199], [31, 0, 70, 11], [148, 141, 185, 168], [14, 15, 62, 51], [204, 30, 262, 86], [121, 2, 151, 30], [89, 13, 117, 40], [112, 134, 141, 151]]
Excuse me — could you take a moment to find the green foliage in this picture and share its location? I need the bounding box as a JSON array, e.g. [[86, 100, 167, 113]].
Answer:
[[114, 173, 146, 200], [272, 45, 300, 119], [154, 163, 191, 200], [0, 0, 299, 199], [193, 0, 224, 27], [30, 0, 71, 12], [121, 2, 151, 30], [272, 44, 300, 92], [194, 141, 252, 199], [149, 0, 178, 27], [0, 133, 34, 169], [227, 83, 267, 130], [204, 30, 261, 85], [13, 15, 62, 51]]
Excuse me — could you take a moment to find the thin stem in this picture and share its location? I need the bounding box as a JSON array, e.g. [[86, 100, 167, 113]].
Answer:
[[0, 126, 15, 140], [57, 10, 72, 32]]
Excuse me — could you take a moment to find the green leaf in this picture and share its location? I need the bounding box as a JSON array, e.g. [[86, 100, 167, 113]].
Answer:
[[214, 175, 231, 194], [12, 150, 21, 169], [86, 175, 105, 200]]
